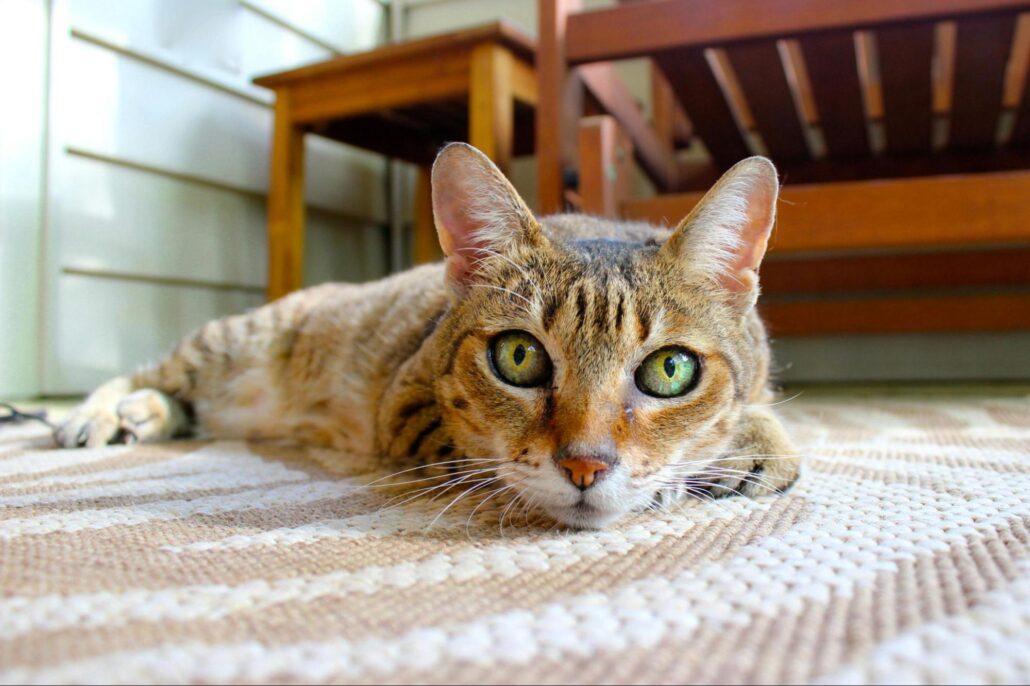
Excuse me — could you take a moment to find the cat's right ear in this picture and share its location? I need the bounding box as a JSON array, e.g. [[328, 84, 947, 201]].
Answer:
[[432, 143, 544, 291]]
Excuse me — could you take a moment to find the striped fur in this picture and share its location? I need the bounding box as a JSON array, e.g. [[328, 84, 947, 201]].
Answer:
[[55, 144, 798, 528]]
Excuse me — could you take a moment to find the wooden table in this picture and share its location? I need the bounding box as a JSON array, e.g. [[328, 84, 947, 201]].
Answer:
[[253, 22, 537, 301]]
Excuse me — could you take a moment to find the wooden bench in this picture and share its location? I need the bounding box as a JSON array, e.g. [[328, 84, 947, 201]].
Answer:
[[538, 0, 1030, 335]]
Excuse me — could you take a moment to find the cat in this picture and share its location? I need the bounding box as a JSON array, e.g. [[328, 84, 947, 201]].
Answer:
[[54, 142, 799, 529]]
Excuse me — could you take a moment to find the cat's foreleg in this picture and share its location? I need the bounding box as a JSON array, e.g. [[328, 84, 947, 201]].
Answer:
[[55, 297, 306, 449], [708, 406, 800, 498], [54, 314, 234, 448]]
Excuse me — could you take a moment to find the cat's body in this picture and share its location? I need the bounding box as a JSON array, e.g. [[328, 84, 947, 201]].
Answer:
[[56, 145, 800, 528]]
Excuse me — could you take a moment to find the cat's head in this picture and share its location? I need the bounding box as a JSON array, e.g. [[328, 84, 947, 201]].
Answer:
[[429, 143, 778, 528]]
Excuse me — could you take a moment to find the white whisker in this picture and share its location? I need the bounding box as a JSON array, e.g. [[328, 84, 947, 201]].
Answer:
[[748, 391, 803, 409], [426, 477, 503, 529], [469, 284, 534, 311], [362, 457, 505, 487]]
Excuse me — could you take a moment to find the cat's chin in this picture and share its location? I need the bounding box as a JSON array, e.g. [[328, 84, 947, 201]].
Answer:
[[542, 501, 626, 530]]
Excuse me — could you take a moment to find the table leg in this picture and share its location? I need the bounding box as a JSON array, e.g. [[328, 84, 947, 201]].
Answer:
[[469, 43, 514, 174], [537, 0, 583, 214], [578, 115, 634, 217], [413, 166, 442, 264], [267, 91, 306, 301]]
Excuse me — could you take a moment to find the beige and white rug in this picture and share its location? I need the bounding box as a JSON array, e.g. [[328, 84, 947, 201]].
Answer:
[[1, 396, 1028, 684]]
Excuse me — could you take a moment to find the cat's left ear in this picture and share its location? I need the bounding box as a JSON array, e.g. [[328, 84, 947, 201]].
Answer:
[[432, 142, 545, 292], [659, 156, 779, 311]]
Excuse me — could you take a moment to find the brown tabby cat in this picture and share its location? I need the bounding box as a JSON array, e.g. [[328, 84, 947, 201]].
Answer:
[[55, 143, 799, 528]]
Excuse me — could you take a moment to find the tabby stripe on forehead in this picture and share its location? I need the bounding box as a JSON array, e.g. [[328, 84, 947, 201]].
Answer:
[[614, 293, 625, 332], [575, 284, 589, 332], [636, 302, 652, 342], [593, 285, 610, 334], [619, 260, 637, 287]]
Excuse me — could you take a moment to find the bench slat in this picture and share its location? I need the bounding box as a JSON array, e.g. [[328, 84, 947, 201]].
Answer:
[[800, 31, 870, 157], [951, 14, 1018, 150], [726, 41, 812, 160], [655, 49, 753, 169], [878, 22, 936, 154]]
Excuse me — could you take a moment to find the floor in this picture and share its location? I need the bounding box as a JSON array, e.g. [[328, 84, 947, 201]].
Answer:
[[2, 393, 1028, 683]]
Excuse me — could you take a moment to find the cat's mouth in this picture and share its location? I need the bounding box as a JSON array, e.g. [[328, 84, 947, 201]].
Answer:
[[542, 498, 624, 529], [507, 461, 644, 529]]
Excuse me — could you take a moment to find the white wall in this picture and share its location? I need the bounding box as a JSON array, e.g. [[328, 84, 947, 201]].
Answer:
[[1, 0, 392, 397], [0, 0, 49, 399]]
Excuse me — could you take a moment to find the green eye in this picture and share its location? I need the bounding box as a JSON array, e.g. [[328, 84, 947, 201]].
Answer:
[[635, 347, 699, 398], [489, 330, 552, 387]]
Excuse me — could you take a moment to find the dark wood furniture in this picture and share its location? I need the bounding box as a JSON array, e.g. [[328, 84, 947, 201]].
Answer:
[[538, 0, 1030, 335]]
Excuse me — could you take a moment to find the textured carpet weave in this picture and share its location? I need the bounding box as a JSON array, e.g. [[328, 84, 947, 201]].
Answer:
[[1, 396, 1029, 684]]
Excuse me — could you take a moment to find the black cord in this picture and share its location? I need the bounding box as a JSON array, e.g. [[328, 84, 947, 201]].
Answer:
[[0, 402, 55, 429]]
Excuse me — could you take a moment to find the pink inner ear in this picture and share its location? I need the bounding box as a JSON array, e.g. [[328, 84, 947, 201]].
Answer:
[[431, 156, 490, 286], [433, 185, 488, 287], [431, 143, 541, 290], [721, 180, 776, 294], [434, 186, 474, 256]]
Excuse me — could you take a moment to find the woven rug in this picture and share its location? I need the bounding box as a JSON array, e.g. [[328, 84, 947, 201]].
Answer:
[[1, 396, 1028, 684]]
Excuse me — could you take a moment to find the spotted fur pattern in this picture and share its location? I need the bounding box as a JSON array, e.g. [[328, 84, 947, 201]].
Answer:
[[56, 144, 799, 528]]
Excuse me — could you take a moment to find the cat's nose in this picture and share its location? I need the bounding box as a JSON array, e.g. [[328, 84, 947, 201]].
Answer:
[[557, 456, 611, 490]]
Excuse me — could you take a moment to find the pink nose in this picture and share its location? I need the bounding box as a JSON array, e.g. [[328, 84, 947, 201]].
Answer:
[[558, 457, 610, 490]]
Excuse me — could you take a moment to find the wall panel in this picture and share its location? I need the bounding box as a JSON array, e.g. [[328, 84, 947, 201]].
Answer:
[[305, 211, 389, 286], [0, 0, 48, 398], [58, 38, 386, 221], [55, 155, 267, 289], [68, 0, 342, 95], [46, 275, 262, 394], [775, 333, 1030, 383], [243, 0, 385, 54], [37, 0, 391, 393]]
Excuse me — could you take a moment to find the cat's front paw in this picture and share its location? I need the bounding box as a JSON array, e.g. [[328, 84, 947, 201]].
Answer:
[[707, 453, 800, 499], [54, 405, 121, 448], [55, 384, 188, 448]]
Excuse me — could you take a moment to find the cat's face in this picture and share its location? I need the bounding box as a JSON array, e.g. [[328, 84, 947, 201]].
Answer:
[[430, 144, 778, 528]]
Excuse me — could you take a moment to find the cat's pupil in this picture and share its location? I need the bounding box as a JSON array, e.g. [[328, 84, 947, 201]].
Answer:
[[513, 345, 526, 366], [663, 356, 676, 378]]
